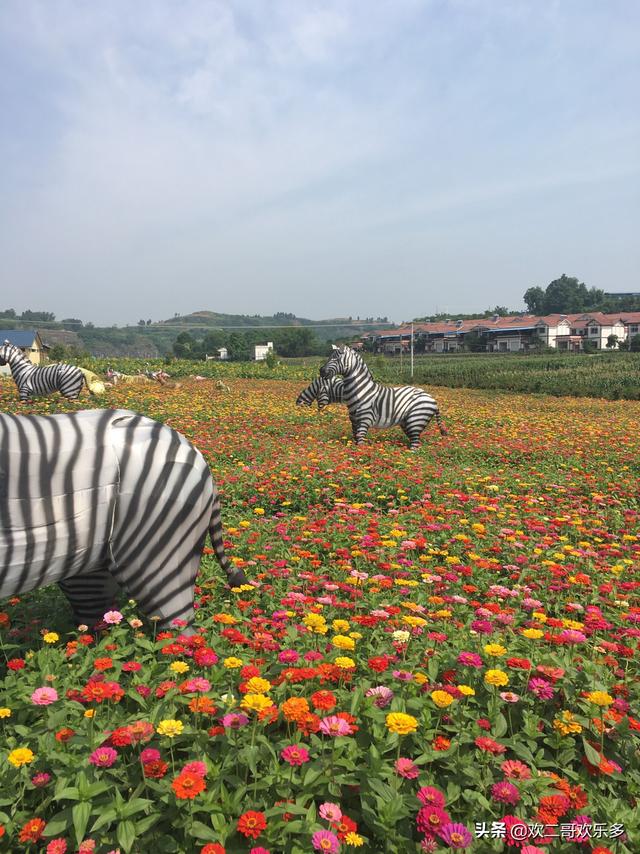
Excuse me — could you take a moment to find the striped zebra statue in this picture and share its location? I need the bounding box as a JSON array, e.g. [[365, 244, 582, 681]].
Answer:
[[319, 345, 447, 450], [0, 340, 86, 401], [296, 376, 345, 409], [0, 409, 248, 629]]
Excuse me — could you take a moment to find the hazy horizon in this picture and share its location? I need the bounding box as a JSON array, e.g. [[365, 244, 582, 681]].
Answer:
[[2, 1, 638, 327]]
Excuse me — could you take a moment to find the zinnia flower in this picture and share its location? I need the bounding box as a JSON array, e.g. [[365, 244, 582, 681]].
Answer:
[[431, 690, 454, 708], [438, 822, 473, 849], [311, 829, 340, 853], [319, 803, 342, 822], [237, 811, 267, 839], [156, 719, 184, 738], [281, 745, 310, 766], [319, 716, 352, 737], [172, 771, 206, 799], [89, 747, 118, 768], [395, 757, 420, 778], [31, 687, 59, 706], [385, 712, 418, 735]]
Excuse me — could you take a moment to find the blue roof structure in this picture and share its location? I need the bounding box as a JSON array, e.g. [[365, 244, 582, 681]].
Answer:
[[0, 330, 39, 347]]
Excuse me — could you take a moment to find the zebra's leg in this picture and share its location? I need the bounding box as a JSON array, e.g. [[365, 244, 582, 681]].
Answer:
[[58, 565, 121, 628], [402, 414, 430, 451], [353, 414, 374, 446]]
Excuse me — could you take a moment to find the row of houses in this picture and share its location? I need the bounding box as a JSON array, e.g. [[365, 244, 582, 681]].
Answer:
[[363, 312, 640, 354]]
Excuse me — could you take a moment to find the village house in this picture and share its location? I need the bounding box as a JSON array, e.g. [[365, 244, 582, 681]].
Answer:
[[254, 341, 274, 361], [0, 330, 48, 375]]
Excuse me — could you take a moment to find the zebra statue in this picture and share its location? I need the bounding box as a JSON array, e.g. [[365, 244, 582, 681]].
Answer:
[[319, 345, 447, 450], [0, 409, 248, 629], [296, 376, 345, 409], [0, 340, 86, 401]]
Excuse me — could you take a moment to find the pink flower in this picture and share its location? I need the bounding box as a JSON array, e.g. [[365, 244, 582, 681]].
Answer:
[[311, 829, 340, 853], [183, 761, 207, 777], [491, 781, 521, 805], [416, 805, 451, 837], [140, 748, 160, 763], [46, 840, 68, 854], [318, 802, 342, 822], [31, 687, 59, 706], [278, 649, 299, 664], [250, 849, 271, 854], [222, 713, 249, 729], [103, 610, 123, 624], [32, 772, 52, 787], [78, 842, 96, 854], [457, 652, 483, 668], [182, 677, 211, 693], [281, 744, 310, 766], [365, 686, 394, 708], [89, 746, 118, 768], [501, 759, 531, 780], [318, 716, 351, 737], [527, 677, 555, 700], [395, 757, 420, 779], [438, 822, 473, 849], [417, 786, 446, 808]]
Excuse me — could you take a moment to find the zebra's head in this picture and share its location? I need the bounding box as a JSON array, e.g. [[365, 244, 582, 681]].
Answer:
[[0, 340, 16, 366], [319, 345, 350, 379], [296, 379, 318, 406]]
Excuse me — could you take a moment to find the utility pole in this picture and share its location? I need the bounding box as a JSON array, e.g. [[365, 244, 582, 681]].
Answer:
[[410, 322, 414, 380]]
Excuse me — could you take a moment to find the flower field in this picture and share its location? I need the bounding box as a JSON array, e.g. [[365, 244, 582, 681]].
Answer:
[[1, 377, 639, 853]]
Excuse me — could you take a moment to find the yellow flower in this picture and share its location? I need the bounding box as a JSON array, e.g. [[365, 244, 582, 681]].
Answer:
[[414, 673, 429, 685], [392, 630, 410, 643], [484, 643, 507, 657], [245, 677, 272, 694], [223, 657, 243, 669], [240, 693, 273, 713], [84, 709, 95, 719], [457, 685, 476, 697], [253, 507, 265, 515], [431, 690, 454, 708], [43, 632, 59, 644], [586, 691, 614, 707], [169, 661, 190, 674], [521, 628, 544, 640], [0, 708, 11, 719], [553, 710, 583, 736], [156, 719, 184, 738], [332, 635, 355, 651], [7, 747, 34, 767], [334, 657, 356, 670], [332, 619, 350, 632], [386, 712, 418, 735], [484, 669, 509, 687], [345, 831, 364, 846]]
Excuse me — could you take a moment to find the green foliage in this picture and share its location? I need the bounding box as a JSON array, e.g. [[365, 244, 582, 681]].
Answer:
[[630, 334, 640, 352], [524, 274, 606, 314]]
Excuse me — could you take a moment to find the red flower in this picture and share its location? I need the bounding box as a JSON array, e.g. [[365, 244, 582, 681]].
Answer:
[[331, 814, 358, 841], [368, 656, 390, 673], [143, 760, 169, 779], [19, 818, 46, 843], [237, 811, 267, 839], [55, 727, 75, 743], [200, 845, 225, 854], [172, 771, 206, 799], [433, 735, 451, 751], [475, 736, 506, 755], [7, 657, 26, 670], [311, 690, 337, 711]]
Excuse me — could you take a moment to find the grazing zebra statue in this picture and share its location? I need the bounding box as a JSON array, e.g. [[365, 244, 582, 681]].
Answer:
[[0, 341, 85, 401], [0, 409, 248, 629], [296, 376, 345, 409], [319, 345, 447, 450]]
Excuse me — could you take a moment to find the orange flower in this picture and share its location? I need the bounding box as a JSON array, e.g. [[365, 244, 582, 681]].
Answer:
[[172, 771, 206, 799], [311, 690, 337, 711], [281, 697, 310, 723], [189, 697, 217, 714], [19, 818, 46, 843]]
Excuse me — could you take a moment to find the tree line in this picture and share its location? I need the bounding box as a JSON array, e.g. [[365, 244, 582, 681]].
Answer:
[[172, 327, 328, 360]]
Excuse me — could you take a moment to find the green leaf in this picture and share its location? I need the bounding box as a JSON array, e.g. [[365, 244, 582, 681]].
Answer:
[[73, 801, 92, 845], [189, 820, 220, 842], [493, 713, 508, 738], [117, 819, 137, 853], [582, 738, 602, 767]]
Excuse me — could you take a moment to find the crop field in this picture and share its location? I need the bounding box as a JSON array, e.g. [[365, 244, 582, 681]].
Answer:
[[1, 377, 639, 853]]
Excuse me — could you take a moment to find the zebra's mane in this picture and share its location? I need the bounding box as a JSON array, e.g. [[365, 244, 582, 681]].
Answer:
[[0, 341, 29, 364], [342, 346, 374, 382]]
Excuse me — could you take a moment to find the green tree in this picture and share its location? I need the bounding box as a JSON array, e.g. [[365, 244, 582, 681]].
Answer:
[[523, 286, 546, 314], [173, 331, 197, 358], [629, 334, 640, 352], [463, 330, 487, 352], [606, 334, 619, 349]]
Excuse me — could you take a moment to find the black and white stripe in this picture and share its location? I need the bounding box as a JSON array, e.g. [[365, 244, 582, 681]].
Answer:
[[296, 377, 345, 409], [0, 409, 247, 629], [0, 341, 85, 401], [319, 345, 447, 449]]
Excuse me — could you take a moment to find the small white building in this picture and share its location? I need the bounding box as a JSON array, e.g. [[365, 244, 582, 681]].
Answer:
[[254, 341, 274, 361], [205, 347, 228, 361]]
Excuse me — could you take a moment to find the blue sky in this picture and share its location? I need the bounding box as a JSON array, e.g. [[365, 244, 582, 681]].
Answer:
[[1, 0, 638, 325]]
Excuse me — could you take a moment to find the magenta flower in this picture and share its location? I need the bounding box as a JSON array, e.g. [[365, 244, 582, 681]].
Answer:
[[457, 652, 483, 668], [281, 744, 310, 766], [31, 772, 52, 787], [140, 748, 160, 763], [250, 849, 271, 854], [416, 806, 451, 836], [31, 687, 58, 706], [319, 716, 351, 737], [182, 760, 207, 777], [491, 781, 521, 805], [103, 610, 123, 624], [318, 802, 342, 822], [222, 713, 249, 729], [438, 822, 473, 849], [527, 677, 555, 700], [311, 829, 340, 853], [89, 746, 118, 768], [395, 757, 420, 779], [417, 786, 446, 808], [278, 649, 299, 664]]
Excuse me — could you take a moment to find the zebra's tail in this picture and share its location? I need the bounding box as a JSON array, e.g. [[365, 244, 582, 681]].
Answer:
[[435, 408, 448, 436], [208, 486, 249, 589]]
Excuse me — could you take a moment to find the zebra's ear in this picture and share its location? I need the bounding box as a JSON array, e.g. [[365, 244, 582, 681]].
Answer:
[[331, 344, 339, 351], [3, 339, 10, 344]]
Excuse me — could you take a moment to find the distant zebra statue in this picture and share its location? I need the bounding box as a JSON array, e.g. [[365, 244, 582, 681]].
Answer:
[[319, 345, 447, 450], [0, 341, 85, 401], [296, 376, 345, 409], [0, 409, 248, 629]]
